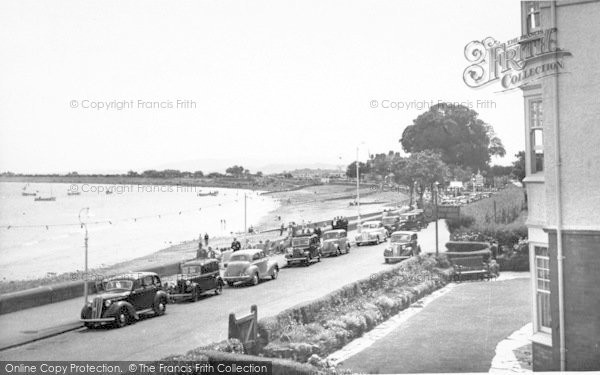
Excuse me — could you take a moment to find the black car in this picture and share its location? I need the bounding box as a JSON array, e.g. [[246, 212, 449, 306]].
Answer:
[[285, 233, 321, 266], [80, 272, 168, 328], [165, 259, 223, 302]]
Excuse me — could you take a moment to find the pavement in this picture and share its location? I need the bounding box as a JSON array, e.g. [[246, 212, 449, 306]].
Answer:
[[336, 273, 532, 374]]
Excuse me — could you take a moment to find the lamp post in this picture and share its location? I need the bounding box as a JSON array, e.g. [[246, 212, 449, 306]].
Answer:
[[434, 182, 439, 256], [356, 146, 360, 223], [78, 207, 90, 304]]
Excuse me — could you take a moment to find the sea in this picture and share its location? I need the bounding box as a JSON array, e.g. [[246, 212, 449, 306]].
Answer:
[[0, 182, 279, 281]]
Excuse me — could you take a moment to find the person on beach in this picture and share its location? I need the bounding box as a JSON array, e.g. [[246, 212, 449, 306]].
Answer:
[[204, 233, 209, 246], [231, 237, 241, 252]]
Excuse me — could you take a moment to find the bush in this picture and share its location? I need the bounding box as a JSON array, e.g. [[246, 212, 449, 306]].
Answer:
[[445, 215, 476, 232], [445, 241, 490, 252]]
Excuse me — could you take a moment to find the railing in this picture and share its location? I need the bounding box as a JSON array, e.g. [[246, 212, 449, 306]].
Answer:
[[228, 305, 258, 355]]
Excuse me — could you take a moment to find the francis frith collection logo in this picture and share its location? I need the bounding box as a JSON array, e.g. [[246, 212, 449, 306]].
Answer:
[[463, 28, 572, 90]]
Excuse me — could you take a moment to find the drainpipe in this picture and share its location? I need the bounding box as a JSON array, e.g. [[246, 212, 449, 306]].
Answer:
[[551, 1, 566, 371]]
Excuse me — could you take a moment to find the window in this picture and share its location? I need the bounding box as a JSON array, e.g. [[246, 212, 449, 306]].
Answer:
[[530, 99, 544, 173], [535, 246, 551, 333], [526, 2, 541, 33]]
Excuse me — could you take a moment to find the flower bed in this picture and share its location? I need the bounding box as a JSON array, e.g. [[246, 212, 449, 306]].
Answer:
[[256, 255, 452, 367]]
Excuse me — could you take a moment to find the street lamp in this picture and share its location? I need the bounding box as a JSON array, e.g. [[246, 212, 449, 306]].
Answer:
[[356, 146, 360, 223], [78, 207, 90, 304], [434, 182, 440, 256]]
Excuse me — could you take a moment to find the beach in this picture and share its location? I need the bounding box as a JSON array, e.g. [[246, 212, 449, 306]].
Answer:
[[0, 183, 407, 293]]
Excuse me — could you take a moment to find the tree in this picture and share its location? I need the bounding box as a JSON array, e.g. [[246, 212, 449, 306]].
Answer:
[[346, 161, 370, 179], [256, 171, 263, 177], [406, 151, 449, 208], [400, 103, 505, 171], [511, 151, 526, 182], [127, 170, 139, 177], [193, 170, 204, 178], [226, 165, 245, 177]]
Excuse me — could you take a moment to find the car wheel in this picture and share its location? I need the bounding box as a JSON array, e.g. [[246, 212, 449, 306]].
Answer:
[[154, 299, 167, 316], [251, 273, 259, 286], [385, 258, 389, 264], [377, 236, 381, 244], [84, 322, 95, 329], [214, 281, 223, 295], [192, 288, 199, 302], [227, 281, 235, 287], [115, 308, 129, 328], [271, 267, 279, 280]]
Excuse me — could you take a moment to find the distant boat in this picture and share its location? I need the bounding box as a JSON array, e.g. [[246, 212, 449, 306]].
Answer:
[[22, 184, 37, 196], [35, 186, 56, 201], [198, 191, 218, 197], [34, 196, 56, 202]]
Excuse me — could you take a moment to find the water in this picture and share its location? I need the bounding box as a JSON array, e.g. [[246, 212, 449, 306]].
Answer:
[[0, 182, 279, 280]]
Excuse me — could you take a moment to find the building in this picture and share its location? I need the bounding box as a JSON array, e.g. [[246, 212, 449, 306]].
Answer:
[[519, 1, 600, 371]]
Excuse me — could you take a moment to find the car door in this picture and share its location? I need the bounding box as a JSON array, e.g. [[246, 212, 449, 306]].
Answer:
[[140, 275, 156, 309], [255, 251, 268, 277], [130, 279, 147, 310], [340, 231, 347, 250]]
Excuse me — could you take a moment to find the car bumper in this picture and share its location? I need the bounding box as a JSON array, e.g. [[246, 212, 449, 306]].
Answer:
[[80, 317, 115, 323], [321, 247, 338, 256], [223, 275, 252, 283], [384, 255, 410, 261]]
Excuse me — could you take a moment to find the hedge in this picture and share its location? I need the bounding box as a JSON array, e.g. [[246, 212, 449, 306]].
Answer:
[[445, 241, 490, 252]]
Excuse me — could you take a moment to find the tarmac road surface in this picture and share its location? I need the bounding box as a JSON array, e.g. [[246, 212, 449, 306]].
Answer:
[[0, 222, 449, 361]]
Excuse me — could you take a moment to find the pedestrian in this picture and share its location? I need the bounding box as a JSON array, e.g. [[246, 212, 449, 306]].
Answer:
[[204, 233, 209, 246], [231, 237, 241, 252], [280, 223, 284, 236], [196, 241, 204, 258]]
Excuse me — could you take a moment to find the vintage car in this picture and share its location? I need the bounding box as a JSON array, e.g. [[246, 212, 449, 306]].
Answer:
[[80, 272, 168, 328], [286, 233, 322, 266], [321, 229, 350, 257], [398, 210, 426, 231], [223, 249, 279, 286], [381, 214, 401, 233], [383, 231, 421, 263], [355, 220, 388, 246], [165, 258, 223, 302]]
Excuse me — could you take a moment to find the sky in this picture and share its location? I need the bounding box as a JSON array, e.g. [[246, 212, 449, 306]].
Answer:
[[0, 0, 524, 174]]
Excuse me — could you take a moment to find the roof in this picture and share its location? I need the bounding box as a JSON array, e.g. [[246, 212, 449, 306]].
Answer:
[[105, 272, 158, 281], [362, 220, 381, 225], [231, 248, 263, 256], [323, 229, 346, 234], [182, 258, 219, 267], [391, 231, 415, 236]]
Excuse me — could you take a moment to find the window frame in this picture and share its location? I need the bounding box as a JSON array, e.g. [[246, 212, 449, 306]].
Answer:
[[525, 95, 544, 175], [525, 1, 541, 33], [530, 243, 552, 335]]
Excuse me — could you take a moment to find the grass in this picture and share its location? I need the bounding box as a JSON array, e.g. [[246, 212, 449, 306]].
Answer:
[[461, 186, 526, 227]]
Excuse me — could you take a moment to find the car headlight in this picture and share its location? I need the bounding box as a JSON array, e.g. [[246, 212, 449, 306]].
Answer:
[[286, 248, 293, 254], [104, 300, 112, 307], [186, 280, 191, 286], [304, 251, 309, 255]]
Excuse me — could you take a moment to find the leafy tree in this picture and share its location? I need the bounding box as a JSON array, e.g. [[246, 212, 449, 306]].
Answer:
[[226, 165, 245, 177], [407, 151, 448, 208], [256, 171, 263, 177], [192, 170, 204, 178], [126, 170, 139, 177], [400, 103, 505, 171], [511, 151, 526, 182], [207, 172, 223, 178], [346, 161, 370, 179]]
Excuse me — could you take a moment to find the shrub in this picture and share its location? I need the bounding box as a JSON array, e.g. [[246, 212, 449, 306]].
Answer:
[[445, 215, 476, 232]]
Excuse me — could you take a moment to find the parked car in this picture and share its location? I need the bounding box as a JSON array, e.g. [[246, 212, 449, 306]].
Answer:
[[381, 215, 401, 233], [165, 259, 223, 302], [286, 233, 322, 266], [383, 231, 421, 263], [398, 210, 426, 231], [321, 229, 350, 257], [355, 221, 388, 246], [223, 249, 279, 286], [80, 272, 168, 328]]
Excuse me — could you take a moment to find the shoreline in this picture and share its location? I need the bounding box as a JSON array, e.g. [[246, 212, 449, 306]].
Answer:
[[0, 184, 408, 294]]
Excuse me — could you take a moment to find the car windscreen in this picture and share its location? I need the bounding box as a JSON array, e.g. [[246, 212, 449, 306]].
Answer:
[[229, 254, 251, 262], [382, 217, 398, 224], [292, 238, 310, 246], [105, 280, 133, 291], [182, 266, 201, 274], [365, 223, 379, 229], [323, 232, 340, 240], [391, 234, 412, 242]]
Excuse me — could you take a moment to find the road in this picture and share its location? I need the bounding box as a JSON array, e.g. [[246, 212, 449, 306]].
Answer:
[[0, 222, 449, 361]]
